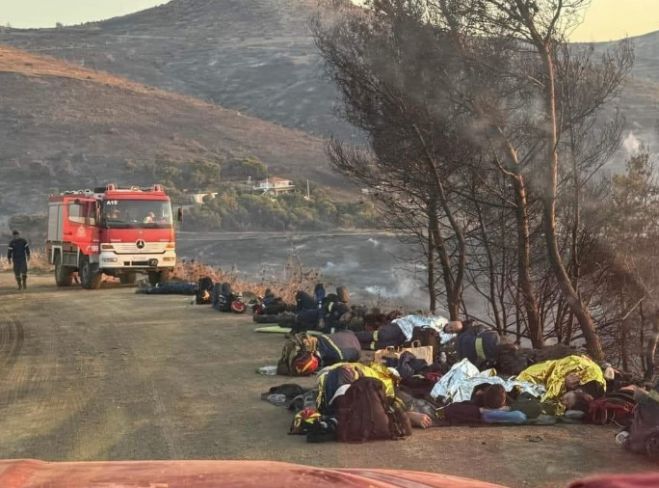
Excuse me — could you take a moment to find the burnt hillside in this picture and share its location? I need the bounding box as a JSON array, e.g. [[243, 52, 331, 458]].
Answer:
[[0, 46, 347, 216], [0, 0, 356, 139]]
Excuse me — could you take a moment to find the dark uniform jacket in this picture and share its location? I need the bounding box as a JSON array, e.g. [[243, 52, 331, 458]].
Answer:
[[456, 322, 500, 368], [8, 237, 30, 270], [317, 330, 361, 367]]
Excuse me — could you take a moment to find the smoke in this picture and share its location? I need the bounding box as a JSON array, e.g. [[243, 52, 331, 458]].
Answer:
[[623, 131, 641, 155], [367, 237, 380, 247], [365, 276, 421, 299], [321, 259, 360, 273]]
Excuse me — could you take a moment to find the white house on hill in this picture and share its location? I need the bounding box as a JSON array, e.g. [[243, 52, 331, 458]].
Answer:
[[253, 177, 295, 195], [188, 192, 218, 204]]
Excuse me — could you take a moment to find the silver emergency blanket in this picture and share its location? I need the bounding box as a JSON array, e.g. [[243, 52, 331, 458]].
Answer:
[[430, 358, 546, 402], [392, 314, 454, 343]]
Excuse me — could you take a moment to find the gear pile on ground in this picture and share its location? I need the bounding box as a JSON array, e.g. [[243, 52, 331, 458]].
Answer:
[[250, 285, 659, 459], [136, 276, 249, 314]]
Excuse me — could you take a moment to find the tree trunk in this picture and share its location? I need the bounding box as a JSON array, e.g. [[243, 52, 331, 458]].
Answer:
[[539, 43, 604, 361], [429, 209, 460, 320], [640, 302, 647, 372], [515, 290, 522, 345], [565, 311, 575, 345], [427, 209, 437, 313], [499, 210, 509, 334], [474, 190, 503, 333], [644, 309, 658, 381], [413, 124, 466, 320], [621, 315, 630, 372], [513, 176, 543, 348]]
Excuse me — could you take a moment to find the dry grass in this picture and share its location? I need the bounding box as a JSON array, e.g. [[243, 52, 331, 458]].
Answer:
[[0, 249, 52, 274], [172, 256, 321, 302], [0, 249, 319, 300]]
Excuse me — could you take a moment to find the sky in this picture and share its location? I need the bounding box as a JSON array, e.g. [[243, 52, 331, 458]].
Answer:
[[0, 0, 656, 41]]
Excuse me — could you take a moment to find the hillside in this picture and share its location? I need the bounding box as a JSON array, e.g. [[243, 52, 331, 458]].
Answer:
[[0, 0, 355, 139], [597, 30, 659, 150], [0, 45, 347, 217], [0, 0, 656, 145], [617, 77, 659, 144], [598, 30, 659, 83], [0, 0, 656, 221]]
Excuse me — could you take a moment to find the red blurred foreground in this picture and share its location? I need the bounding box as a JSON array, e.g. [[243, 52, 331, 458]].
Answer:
[[0, 459, 656, 488]]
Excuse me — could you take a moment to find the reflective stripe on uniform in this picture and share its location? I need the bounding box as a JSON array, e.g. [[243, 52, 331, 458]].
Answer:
[[369, 330, 379, 350], [475, 337, 486, 362], [323, 336, 344, 361]]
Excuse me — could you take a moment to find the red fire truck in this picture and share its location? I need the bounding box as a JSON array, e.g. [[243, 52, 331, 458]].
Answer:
[[46, 184, 177, 289]]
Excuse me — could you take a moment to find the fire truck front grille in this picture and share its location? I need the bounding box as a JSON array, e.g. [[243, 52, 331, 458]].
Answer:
[[112, 242, 167, 254]]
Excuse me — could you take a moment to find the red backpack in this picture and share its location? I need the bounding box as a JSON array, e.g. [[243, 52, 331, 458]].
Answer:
[[335, 377, 411, 443], [588, 395, 635, 427]]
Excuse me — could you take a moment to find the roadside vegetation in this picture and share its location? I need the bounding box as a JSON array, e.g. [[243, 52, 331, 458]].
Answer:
[[127, 155, 379, 231], [0, 248, 50, 273], [171, 257, 321, 303]]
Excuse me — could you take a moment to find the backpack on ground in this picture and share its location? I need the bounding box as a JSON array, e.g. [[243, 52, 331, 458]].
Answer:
[[276, 332, 319, 376], [295, 291, 316, 312], [588, 394, 636, 427], [409, 327, 441, 362], [196, 277, 214, 305], [624, 392, 659, 460], [212, 282, 233, 311], [335, 377, 411, 443]]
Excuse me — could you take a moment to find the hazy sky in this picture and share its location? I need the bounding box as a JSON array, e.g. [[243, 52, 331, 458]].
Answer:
[[0, 0, 656, 41]]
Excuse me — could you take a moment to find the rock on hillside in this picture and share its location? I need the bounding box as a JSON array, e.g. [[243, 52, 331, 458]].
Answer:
[[0, 46, 347, 217], [0, 0, 357, 140]]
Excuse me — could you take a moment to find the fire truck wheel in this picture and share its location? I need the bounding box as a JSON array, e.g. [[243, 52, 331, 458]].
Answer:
[[148, 271, 160, 286], [54, 253, 73, 287], [120, 273, 137, 285], [148, 270, 171, 286], [80, 257, 102, 290]]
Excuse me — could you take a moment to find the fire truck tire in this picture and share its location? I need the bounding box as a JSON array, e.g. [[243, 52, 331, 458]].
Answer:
[[148, 270, 171, 286], [148, 271, 160, 286], [120, 273, 137, 285], [54, 254, 73, 287], [160, 269, 171, 283], [80, 257, 102, 290]]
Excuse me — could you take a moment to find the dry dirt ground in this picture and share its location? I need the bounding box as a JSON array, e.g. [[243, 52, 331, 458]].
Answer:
[[0, 272, 655, 487]]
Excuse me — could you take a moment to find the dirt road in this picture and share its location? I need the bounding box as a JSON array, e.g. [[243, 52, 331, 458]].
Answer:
[[0, 272, 654, 487]]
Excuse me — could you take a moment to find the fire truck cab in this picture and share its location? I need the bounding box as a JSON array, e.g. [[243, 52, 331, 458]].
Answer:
[[46, 184, 177, 289]]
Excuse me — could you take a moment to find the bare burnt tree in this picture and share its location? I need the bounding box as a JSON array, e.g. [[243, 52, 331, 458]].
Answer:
[[328, 142, 448, 312], [313, 1, 478, 319], [422, 1, 551, 348], [425, 0, 633, 359], [539, 41, 630, 342], [313, 1, 635, 359]]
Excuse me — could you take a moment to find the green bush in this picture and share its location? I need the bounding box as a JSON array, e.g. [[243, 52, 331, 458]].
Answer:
[[124, 155, 378, 232], [181, 184, 377, 232], [222, 157, 267, 180]]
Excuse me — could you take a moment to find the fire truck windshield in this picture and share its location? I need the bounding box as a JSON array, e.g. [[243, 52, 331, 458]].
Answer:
[[103, 199, 173, 228]]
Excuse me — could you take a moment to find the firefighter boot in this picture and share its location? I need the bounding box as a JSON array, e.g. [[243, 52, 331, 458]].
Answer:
[[21, 275, 27, 290], [16, 275, 22, 290]]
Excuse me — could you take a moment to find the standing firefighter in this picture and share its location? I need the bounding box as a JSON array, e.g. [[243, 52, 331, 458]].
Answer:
[[7, 230, 30, 290]]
